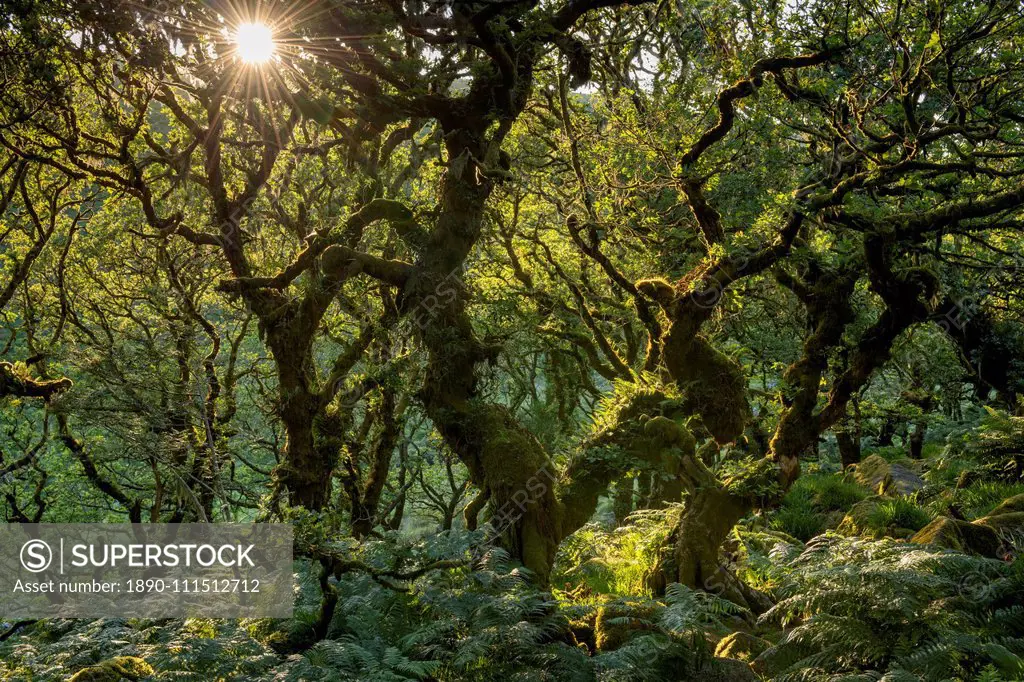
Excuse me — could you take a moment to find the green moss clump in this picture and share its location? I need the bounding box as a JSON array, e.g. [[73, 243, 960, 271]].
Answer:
[[664, 335, 750, 444], [568, 613, 597, 651], [911, 517, 1003, 557], [853, 454, 892, 490], [635, 278, 676, 306], [714, 631, 770, 662], [594, 600, 659, 651], [687, 338, 749, 444], [975, 511, 1024, 540], [836, 498, 882, 536], [68, 656, 154, 682], [643, 415, 684, 445], [854, 454, 925, 495]]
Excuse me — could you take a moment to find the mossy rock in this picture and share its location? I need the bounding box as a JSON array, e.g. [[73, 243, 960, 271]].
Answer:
[[986, 494, 1024, 518], [975, 511, 1024, 547], [853, 455, 924, 495], [698, 657, 758, 681], [822, 510, 847, 531], [956, 469, 982, 489], [900, 458, 929, 475], [594, 601, 658, 651], [836, 498, 881, 536], [853, 454, 888, 483], [569, 615, 597, 652], [911, 517, 1003, 557], [68, 657, 154, 682], [714, 631, 770, 662], [911, 517, 964, 549], [957, 521, 1006, 556]]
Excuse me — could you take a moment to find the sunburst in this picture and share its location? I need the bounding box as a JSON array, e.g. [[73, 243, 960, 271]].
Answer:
[[235, 22, 275, 64]]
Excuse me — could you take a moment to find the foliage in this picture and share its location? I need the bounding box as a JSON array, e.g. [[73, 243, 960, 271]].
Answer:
[[592, 583, 748, 680], [553, 507, 679, 597], [761, 535, 1024, 681], [788, 475, 870, 513], [0, 536, 743, 682], [769, 474, 869, 541], [770, 503, 826, 543], [865, 498, 933, 535], [936, 481, 1024, 521]]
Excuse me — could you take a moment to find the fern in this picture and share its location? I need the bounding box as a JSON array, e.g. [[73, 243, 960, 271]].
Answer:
[[759, 534, 1024, 680]]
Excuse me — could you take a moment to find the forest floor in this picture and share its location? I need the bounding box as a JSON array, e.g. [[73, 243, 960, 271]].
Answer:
[[2, 419, 1023, 682]]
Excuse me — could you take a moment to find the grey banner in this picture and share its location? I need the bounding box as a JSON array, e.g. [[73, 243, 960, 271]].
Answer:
[[0, 524, 293, 618]]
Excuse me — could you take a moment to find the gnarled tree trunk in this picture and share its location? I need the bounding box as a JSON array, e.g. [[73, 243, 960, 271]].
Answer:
[[265, 321, 335, 510]]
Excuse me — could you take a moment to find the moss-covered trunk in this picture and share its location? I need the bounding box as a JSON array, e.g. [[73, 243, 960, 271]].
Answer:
[[643, 290, 756, 601], [837, 427, 861, 469], [409, 147, 564, 580], [613, 476, 634, 526], [350, 385, 401, 538], [266, 324, 334, 510], [665, 486, 752, 605], [278, 393, 333, 509], [909, 420, 926, 459]]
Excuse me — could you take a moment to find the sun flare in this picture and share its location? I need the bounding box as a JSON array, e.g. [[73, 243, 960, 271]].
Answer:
[[235, 22, 275, 64]]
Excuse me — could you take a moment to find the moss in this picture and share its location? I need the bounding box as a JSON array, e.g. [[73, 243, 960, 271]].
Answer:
[[568, 614, 597, 652], [911, 517, 960, 547], [635, 278, 676, 307], [853, 454, 924, 495], [665, 335, 750, 444], [986, 494, 1024, 517], [668, 485, 753, 606], [594, 600, 658, 651], [836, 498, 882, 536], [853, 455, 891, 490], [975, 511, 1024, 541], [955, 517, 995, 550], [0, 360, 73, 398], [911, 517, 1003, 557], [643, 415, 686, 446], [464, 403, 562, 580], [68, 657, 154, 682], [560, 391, 696, 535], [714, 632, 770, 662], [903, 265, 941, 299]]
